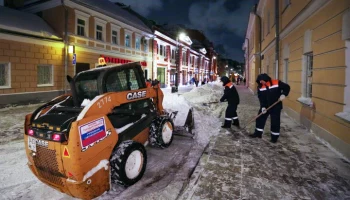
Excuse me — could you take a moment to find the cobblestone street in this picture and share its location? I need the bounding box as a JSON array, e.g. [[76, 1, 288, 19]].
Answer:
[[180, 85, 350, 200]]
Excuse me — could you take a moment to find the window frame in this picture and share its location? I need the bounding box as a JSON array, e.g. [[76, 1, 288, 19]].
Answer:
[[37, 64, 54, 87], [111, 24, 121, 46], [94, 17, 107, 42], [96, 24, 103, 41], [124, 30, 133, 48], [143, 38, 149, 53], [135, 37, 141, 50], [0, 62, 11, 89], [75, 10, 90, 37], [306, 53, 313, 98], [335, 40, 350, 122]]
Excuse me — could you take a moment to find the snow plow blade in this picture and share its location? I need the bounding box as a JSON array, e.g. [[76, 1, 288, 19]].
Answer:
[[167, 108, 195, 138]]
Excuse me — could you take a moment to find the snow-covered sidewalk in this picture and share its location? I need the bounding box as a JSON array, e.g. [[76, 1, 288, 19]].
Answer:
[[179, 85, 350, 200]]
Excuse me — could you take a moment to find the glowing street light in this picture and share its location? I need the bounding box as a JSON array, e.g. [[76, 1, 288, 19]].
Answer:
[[179, 33, 186, 41]]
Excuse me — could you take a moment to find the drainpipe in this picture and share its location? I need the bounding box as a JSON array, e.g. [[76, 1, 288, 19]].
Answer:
[[255, 10, 262, 76], [245, 38, 249, 88], [275, 0, 280, 79], [151, 35, 155, 80], [62, 0, 68, 94]]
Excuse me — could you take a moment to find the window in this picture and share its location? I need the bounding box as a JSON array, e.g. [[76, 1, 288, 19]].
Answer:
[[283, 59, 289, 83], [105, 68, 143, 92], [182, 52, 186, 65], [0, 63, 11, 88], [306, 53, 313, 98], [37, 64, 53, 86], [172, 49, 175, 59], [143, 39, 148, 52], [135, 37, 141, 50], [112, 30, 118, 44], [77, 19, 85, 36], [96, 25, 103, 41], [125, 34, 131, 47], [159, 45, 163, 56]]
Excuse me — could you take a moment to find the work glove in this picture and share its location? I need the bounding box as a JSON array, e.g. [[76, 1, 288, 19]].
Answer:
[[280, 94, 286, 101], [261, 107, 267, 114]]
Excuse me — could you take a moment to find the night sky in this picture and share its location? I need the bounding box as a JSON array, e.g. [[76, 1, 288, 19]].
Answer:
[[111, 0, 258, 62]]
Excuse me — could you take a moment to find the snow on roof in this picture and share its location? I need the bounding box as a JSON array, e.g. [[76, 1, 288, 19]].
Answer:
[[72, 0, 152, 34], [0, 6, 60, 39]]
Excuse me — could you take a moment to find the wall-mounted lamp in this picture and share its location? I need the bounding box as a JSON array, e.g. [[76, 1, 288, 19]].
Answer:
[[213, 56, 216, 59], [68, 45, 75, 54]]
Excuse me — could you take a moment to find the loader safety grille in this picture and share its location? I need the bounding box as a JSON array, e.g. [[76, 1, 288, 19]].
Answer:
[[33, 146, 64, 187]]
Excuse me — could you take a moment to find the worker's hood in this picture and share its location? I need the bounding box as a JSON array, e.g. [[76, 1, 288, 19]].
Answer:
[[256, 73, 271, 84]]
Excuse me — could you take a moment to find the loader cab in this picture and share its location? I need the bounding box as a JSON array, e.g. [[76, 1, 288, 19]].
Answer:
[[72, 61, 147, 104]]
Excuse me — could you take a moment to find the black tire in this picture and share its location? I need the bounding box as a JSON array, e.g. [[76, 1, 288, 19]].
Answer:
[[149, 116, 174, 148], [110, 140, 147, 186]]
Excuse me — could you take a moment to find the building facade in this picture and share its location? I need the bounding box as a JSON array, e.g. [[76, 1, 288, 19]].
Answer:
[[153, 29, 210, 88], [243, 0, 350, 159], [0, 0, 216, 107], [0, 0, 154, 106]]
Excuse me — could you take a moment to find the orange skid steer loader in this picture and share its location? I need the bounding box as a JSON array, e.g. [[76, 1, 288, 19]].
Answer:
[[23, 60, 194, 199]]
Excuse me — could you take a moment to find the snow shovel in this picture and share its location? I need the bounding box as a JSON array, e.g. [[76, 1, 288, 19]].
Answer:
[[241, 99, 282, 129], [202, 101, 219, 106]]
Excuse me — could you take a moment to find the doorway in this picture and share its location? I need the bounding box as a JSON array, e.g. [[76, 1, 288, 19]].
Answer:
[[157, 67, 166, 88], [75, 63, 90, 74]]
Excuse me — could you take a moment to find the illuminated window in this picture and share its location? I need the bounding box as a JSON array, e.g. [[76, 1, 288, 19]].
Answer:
[[37, 64, 53, 86]]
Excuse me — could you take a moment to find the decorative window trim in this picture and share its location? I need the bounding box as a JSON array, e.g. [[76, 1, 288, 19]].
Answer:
[[0, 62, 11, 89], [37, 64, 54, 87], [75, 10, 90, 37]]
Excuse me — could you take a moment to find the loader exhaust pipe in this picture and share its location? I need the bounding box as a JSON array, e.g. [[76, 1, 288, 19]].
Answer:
[[66, 75, 80, 107]]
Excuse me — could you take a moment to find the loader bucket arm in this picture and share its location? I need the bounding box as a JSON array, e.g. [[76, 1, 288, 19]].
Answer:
[[152, 84, 165, 115]]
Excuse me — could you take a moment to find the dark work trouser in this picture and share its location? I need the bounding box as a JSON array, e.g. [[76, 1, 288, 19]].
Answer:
[[223, 104, 238, 127], [255, 106, 281, 139]]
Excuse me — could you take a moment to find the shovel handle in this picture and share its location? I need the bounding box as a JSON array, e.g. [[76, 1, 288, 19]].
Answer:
[[242, 99, 282, 129]]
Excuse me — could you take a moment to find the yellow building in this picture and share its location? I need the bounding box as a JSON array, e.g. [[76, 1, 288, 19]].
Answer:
[[0, 0, 154, 106], [244, 0, 350, 159]]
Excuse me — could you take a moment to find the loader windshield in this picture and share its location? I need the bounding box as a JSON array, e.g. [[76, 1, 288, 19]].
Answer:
[[75, 72, 100, 101]]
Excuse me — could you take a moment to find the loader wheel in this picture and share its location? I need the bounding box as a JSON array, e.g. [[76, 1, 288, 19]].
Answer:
[[149, 116, 174, 148], [110, 140, 147, 186]]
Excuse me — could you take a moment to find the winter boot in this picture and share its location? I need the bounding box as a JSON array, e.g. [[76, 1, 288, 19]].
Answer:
[[232, 119, 240, 128], [221, 120, 231, 128], [249, 129, 262, 138], [270, 134, 279, 143]]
